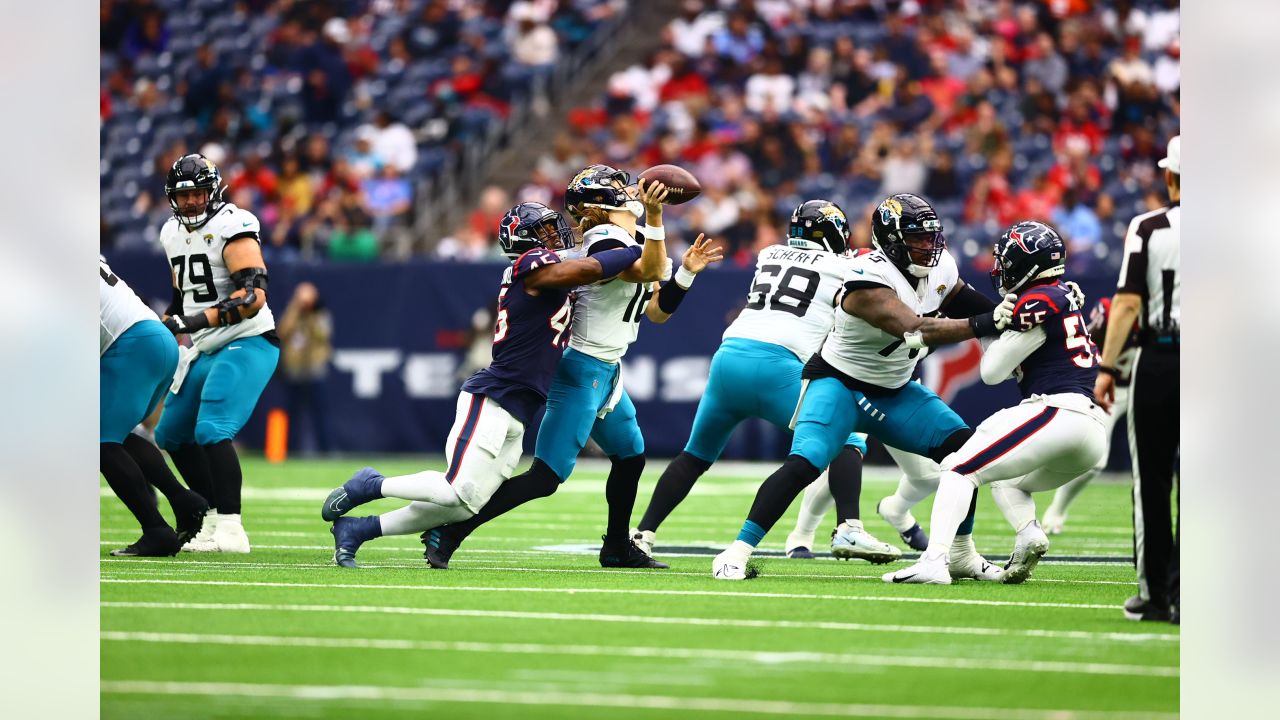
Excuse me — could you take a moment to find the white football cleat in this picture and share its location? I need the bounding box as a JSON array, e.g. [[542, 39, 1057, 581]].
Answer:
[[949, 535, 1003, 581], [181, 511, 220, 552], [830, 520, 902, 564], [630, 528, 655, 557], [211, 513, 251, 554], [1041, 508, 1067, 535], [882, 551, 951, 584], [1002, 521, 1050, 584], [712, 540, 753, 580]]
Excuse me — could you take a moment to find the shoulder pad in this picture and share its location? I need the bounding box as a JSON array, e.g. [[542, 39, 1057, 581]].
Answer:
[[212, 204, 261, 239], [1011, 284, 1069, 330], [513, 247, 562, 279], [583, 223, 637, 250], [846, 251, 897, 285]]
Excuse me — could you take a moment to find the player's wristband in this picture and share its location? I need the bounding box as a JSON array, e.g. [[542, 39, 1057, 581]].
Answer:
[[969, 312, 1000, 338], [903, 330, 926, 350], [673, 265, 697, 289], [1098, 366, 1120, 378], [592, 245, 643, 280], [164, 311, 211, 335], [657, 279, 689, 314], [640, 224, 665, 241]]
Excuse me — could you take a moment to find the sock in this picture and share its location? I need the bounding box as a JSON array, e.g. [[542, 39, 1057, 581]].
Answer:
[[101, 443, 170, 531], [379, 502, 469, 536], [637, 452, 712, 532], [735, 520, 767, 547], [381, 470, 459, 505], [123, 433, 191, 507], [990, 482, 1038, 533], [604, 454, 645, 544], [434, 459, 561, 545], [956, 487, 978, 536], [827, 445, 864, 521], [167, 443, 214, 505], [924, 471, 978, 554], [347, 515, 384, 543], [203, 439, 243, 515], [791, 473, 835, 544], [744, 455, 822, 540], [1046, 470, 1095, 517]]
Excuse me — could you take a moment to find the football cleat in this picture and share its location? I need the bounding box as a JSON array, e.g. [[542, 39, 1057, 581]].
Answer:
[[877, 498, 929, 551], [631, 528, 655, 557], [784, 528, 816, 558], [421, 527, 460, 570], [600, 535, 668, 569], [111, 527, 182, 557], [181, 511, 219, 552], [1041, 507, 1067, 535], [830, 520, 902, 564], [1001, 521, 1049, 584], [712, 541, 754, 580], [786, 546, 815, 559], [949, 535, 1003, 581], [321, 467, 385, 522], [172, 491, 210, 546], [211, 514, 250, 553], [1123, 595, 1171, 622], [331, 516, 369, 569], [882, 552, 951, 584]]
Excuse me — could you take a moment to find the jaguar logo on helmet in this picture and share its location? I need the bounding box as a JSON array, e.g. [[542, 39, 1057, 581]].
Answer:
[[879, 197, 903, 225]]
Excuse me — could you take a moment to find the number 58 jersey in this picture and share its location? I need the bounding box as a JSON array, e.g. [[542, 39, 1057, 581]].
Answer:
[[722, 244, 853, 362], [158, 202, 276, 354]]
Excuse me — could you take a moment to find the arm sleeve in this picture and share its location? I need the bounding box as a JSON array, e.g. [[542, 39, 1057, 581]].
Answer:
[[980, 325, 1048, 385], [940, 282, 997, 318]]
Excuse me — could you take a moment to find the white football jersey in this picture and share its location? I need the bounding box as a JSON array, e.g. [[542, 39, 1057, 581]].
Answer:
[[722, 243, 851, 361], [158, 202, 275, 354], [566, 223, 650, 363], [821, 249, 960, 388], [100, 256, 159, 356]]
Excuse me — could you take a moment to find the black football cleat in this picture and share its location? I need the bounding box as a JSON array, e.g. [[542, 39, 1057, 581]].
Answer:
[[786, 546, 815, 559], [172, 491, 210, 546], [111, 527, 182, 557], [422, 527, 460, 569], [599, 535, 669, 569], [1123, 595, 1171, 622], [899, 523, 929, 552]]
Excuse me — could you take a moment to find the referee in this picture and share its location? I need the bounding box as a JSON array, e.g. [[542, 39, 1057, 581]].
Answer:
[[1094, 135, 1180, 625]]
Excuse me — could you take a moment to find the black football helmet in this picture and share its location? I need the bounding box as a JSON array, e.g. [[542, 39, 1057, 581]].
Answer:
[[788, 199, 851, 255], [990, 220, 1067, 295], [564, 164, 638, 222], [870, 193, 945, 278], [164, 153, 225, 230], [498, 202, 576, 260]]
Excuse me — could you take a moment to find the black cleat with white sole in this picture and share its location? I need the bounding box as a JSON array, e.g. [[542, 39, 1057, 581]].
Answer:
[[599, 535, 669, 569], [173, 492, 210, 546], [1123, 595, 1171, 622], [786, 546, 815, 559], [422, 527, 461, 569], [111, 527, 182, 557]]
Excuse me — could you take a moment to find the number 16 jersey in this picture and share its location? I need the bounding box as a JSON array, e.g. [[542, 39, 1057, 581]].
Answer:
[[722, 244, 853, 362]]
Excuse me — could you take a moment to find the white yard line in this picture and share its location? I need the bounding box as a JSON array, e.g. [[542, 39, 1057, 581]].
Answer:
[[99, 679, 1174, 719], [100, 631, 1177, 678]]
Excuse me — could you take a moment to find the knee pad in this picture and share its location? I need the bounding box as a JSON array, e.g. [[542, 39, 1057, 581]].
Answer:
[[930, 428, 973, 465]]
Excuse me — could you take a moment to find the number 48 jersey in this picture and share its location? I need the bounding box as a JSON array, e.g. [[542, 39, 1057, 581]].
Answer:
[[722, 244, 852, 361], [158, 202, 275, 354]]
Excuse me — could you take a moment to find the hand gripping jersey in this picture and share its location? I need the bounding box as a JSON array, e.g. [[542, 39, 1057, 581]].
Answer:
[[461, 247, 574, 425], [99, 256, 157, 355], [1007, 281, 1099, 399], [722, 244, 852, 361], [820, 248, 959, 388], [564, 224, 649, 363], [158, 202, 276, 354]]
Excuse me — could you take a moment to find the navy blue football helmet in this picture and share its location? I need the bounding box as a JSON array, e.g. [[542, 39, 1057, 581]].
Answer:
[[788, 199, 851, 255], [563, 164, 637, 221], [990, 220, 1067, 295], [498, 202, 576, 260], [164, 153, 225, 230], [871, 193, 945, 278]]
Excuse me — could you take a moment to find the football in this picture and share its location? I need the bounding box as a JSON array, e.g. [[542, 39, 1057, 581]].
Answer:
[[639, 164, 702, 205]]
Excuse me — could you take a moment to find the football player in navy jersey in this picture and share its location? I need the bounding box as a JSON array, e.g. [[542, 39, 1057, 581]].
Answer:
[[320, 202, 660, 568], [884, 220, 1109, 585]]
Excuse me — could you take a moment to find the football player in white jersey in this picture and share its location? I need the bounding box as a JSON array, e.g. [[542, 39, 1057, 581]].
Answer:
[[151, 154, 280, 554], [420, 164, 722, 569], [633, 200, 902, 565], [713, 193, 1017, 580], [100, 257, 208, 556]]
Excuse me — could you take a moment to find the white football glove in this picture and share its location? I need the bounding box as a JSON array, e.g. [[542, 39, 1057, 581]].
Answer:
[[1064, 281, 1086, 312], [994, 293, 1018, 330]]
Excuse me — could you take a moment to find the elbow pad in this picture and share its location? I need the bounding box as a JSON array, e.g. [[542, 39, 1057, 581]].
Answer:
[[230, 267, 269, 293]]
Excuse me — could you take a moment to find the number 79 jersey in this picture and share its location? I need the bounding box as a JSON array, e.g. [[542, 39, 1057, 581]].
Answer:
[[158, 203, 275, 353], [722, 244, 853, 362]]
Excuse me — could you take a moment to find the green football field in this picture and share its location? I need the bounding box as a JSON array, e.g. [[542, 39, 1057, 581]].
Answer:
[[100, 456, 1178, 719]]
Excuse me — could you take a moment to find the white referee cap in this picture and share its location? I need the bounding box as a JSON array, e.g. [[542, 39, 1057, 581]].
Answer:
[[1157, 135, 1180, 174]]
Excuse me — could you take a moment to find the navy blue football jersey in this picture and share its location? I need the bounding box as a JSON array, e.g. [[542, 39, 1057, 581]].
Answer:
[[461, 248, 574, 424], [1008, 281, 1099, 399]]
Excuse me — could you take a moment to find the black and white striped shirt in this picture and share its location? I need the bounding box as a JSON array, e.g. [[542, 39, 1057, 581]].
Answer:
[[1117, 202, 1180, 343]]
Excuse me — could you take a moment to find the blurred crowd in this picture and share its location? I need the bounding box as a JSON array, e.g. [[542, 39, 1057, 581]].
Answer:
[[100, 0, 624, 261], [477, 0, 1180, 274]]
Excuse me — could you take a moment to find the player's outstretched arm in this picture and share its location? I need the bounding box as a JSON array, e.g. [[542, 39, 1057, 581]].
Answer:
[[645, 234, 724, 324], [843, 286, 1010, 348], [979, 326, 1048, 385], [524, 246, 643, 290]]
